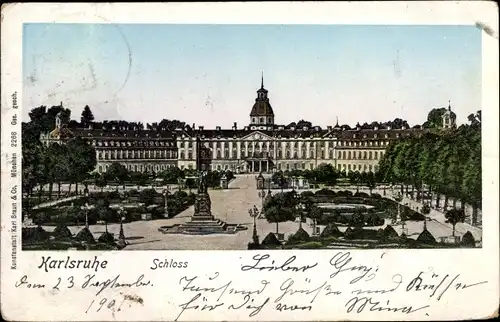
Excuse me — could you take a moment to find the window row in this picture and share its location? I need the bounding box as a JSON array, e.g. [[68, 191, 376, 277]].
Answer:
[[94, 140, 175, 147], [98, 163, 176, 173], [97, 150, 177, 160], [337, 150, 384, 160], [337, 163, 379, 172]]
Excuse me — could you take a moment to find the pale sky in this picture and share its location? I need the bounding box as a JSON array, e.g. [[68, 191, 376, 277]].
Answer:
[[23, 24, 481, 127]]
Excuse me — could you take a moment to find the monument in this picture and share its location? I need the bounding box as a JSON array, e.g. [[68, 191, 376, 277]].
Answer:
[[173, 171, 229, 234]]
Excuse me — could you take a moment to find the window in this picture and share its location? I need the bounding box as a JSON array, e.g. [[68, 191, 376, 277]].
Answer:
[[260, 117, 264, 123], [252, 117, 256, 124]]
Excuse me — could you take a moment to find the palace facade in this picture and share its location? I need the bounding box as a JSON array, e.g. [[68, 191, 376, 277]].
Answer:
[[41, 76, 456, 174]]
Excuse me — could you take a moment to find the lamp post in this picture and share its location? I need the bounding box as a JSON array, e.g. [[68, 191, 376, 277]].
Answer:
[[293, 193, 304, 229], [162, 187, 170, 218], [83, 190, 89, 229], [117, 207, 127, 248], [248, 205, 259, 244], [258, 190, 266, 215]]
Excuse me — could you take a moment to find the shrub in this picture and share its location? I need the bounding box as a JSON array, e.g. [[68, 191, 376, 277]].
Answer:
[[344, 227, 354, 239], [382, 225, 399, 240], [33, 212, 50, 225], [336, 190, 353, 197], [461, 231, 476, 247], [354, 192, 370, 198], [75, 227, 96, 244], [53, 223, 72, 240], [349, 228, 379, 240], [371, 193, 382, 199], [417, 229, 436, 245], [287, 227, 311, 245], [315, 188, 336, 196], [320, 223, 343, 237], [247, 242, 263, 250], [22, 226, 50, 242], [98, 232, 115, 245], [262, 232, 281, 246], [421, 203, 431, 215], [295, 241, 323, 249]]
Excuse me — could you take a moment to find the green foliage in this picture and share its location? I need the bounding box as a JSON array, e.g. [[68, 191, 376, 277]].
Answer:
[[139, 189, 159, 206], [53, 223, 73, 240], [263, 192, 297, 233], [294, 241, 323, 249], [320, 223, 343, 237], [461, 231, 476, 247], [445, 208, 466, 236], [74, 227, 96, 244], [81, 105, 95, 126], [287, 227, 311, 245], [378, 116, 481, 224], [261, 232, 282, 246], [98, 232, 115, 245], [417, 229, 437, 244]]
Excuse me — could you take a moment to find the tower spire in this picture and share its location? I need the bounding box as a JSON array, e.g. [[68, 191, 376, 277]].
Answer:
[[448, 100, 451, 111], [336, 116, 339, 126], [261, 71, 264, 89]]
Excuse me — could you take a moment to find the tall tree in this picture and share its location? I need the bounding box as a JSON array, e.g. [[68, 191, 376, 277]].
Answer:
[[81, 105, 95, 127]]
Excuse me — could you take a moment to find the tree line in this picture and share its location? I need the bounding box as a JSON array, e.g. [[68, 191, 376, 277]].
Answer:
[[378, 110, 481, 224]]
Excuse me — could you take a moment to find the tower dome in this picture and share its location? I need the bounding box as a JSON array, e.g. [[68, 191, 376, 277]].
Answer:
[[250, 73, 274, 127]]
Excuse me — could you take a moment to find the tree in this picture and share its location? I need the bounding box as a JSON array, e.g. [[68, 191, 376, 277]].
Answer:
[[361, 171, 377, 194], [307, 205, 323, 235], [94, 173, 108, 192], [185, 178, 196, 192], [81, 105, 95, 127], [107, 162, 129, 189], [351, 208, 365, 228], [96, 198, 112, 233], [422, 108, 447, 128], [445, 208, 465, 237], [263, 193, 296, 235], [66, 137, 97, 193], [139, 189, 158, 206]]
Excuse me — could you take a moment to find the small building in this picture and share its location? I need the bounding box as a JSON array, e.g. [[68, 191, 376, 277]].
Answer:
[[256, 173, 265, 190], [220, 173, 228, 189]]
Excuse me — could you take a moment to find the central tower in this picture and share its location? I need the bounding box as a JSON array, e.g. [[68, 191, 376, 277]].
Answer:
[[249, 73, 274, 130]]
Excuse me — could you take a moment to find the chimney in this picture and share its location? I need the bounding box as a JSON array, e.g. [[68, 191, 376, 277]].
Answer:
[[198, 126, 204, 131], [233, 122, 237, 130], [192, 123, 195, 129], [216, 126, 221, 131]]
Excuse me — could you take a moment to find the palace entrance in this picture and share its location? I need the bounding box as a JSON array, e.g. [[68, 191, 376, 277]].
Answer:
[[246, 152, 274, 173]]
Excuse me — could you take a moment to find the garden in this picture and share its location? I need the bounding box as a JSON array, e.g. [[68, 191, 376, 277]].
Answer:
[[248, 187, 478, 250]]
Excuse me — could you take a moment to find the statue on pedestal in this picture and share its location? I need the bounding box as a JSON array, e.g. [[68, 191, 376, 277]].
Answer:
[[193, 171, 213, 220]]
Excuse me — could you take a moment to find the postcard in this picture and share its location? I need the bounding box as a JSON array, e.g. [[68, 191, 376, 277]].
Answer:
[[1, 2, 498, 321]]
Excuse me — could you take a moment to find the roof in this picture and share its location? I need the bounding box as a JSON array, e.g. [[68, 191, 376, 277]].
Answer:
[[72, 128, 176, 140], [49, 126, 73, 139], [250, 99, 274, 117]]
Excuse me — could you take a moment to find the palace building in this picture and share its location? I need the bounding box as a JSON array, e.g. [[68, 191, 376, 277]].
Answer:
[[41, 76, 456, 174]]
